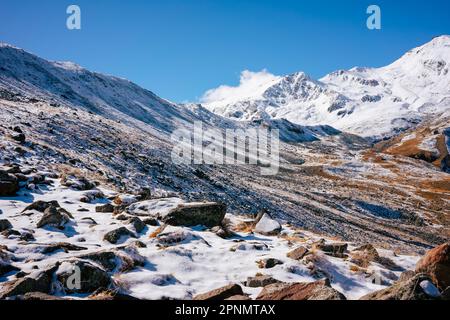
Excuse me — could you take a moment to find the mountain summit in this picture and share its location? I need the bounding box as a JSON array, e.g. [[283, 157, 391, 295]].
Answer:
[[203, 36, 450, 139]]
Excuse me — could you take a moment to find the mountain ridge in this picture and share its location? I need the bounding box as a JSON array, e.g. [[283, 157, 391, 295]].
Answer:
[[203, 36, 450, 140]]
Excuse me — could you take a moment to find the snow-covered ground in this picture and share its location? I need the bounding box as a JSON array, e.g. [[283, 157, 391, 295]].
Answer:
[[0, 178, 419, 300]]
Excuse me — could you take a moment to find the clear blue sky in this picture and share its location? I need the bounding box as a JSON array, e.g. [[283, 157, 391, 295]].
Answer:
[[1, 0, 450, 102]]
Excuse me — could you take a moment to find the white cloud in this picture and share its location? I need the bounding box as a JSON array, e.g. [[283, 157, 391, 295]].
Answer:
[[200, 69, 280, 104]]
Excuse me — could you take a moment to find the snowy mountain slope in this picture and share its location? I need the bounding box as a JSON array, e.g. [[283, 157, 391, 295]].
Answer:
[[204, 72, 349, 128], [203, 36, 450, 140], [0, 43, 238, 135]]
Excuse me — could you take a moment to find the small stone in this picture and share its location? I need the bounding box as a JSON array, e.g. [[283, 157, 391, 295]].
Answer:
[[128, 217, 146, 233], [194, 284, 244, 300], [287, 246, 309, 260], [95, 203, 115, 213], [142, 217, 159, 226], [245, 275, 281, 288], [103, 227, 135, 244], [257, 258, 284, 269], [313, 239, 348, 258], [254, 213, 282, 236], [22, 200, 60, 213], [36, 206, 71, 228]]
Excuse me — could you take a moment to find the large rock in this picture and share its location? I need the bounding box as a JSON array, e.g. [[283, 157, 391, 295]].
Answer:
[[103, 227, 136, 244], [254, 213, 282, 236], [22, 200, 60, 213], [193, 284, 244, 300], [0, 219, 13, 232], [360, 273, 439, 300], [257, 279, 346, 300], [56, 260, 113, 294], [37, 206, 72, 228], [0, 264, 59, 299], [163, 202, 226, 228], [0, 170, 19, 196], [415, 242, 450, 290]]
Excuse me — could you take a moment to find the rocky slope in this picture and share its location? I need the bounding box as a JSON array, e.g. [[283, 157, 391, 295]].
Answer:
[[0, 166, 448, 300]]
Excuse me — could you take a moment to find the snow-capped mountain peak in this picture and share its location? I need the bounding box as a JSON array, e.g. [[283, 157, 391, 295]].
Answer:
[[203, 36, 450, 140]]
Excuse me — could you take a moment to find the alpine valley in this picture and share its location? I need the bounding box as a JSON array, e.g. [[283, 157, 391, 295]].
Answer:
[[0, 36, 449, 301]]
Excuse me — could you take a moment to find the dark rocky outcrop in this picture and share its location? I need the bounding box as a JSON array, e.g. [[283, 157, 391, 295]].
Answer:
[[0, 219, 13, 232], [22, 200, 60, 213], [37, 206, 72, 228], [163, 202, 226, 228], [0, 264, 59, 299], [56, 260, 113, 294], [0, 170, 19, 196]]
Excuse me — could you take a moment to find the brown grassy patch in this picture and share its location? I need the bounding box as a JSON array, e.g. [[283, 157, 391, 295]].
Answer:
[[279, 234, 307, 244], [349, 265, 367, 273], [232, 221, 255, 233], [299, 166, 340, 181]]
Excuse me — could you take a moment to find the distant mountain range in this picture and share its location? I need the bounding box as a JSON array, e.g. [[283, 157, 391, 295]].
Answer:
[[203, 36, 450, 140]]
